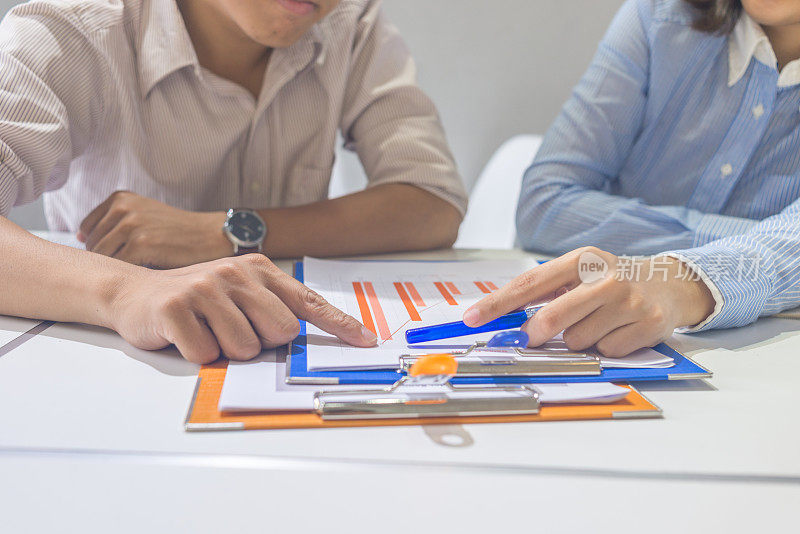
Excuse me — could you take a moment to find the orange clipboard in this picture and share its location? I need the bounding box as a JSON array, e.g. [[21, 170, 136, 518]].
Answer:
[[184, 361, 662, 431]]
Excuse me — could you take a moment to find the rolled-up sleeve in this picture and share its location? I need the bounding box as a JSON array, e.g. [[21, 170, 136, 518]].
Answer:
[[0, 3, 106, 217], [339, 0, 467, 216]]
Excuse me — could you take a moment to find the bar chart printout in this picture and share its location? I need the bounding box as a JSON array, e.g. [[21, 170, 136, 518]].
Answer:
[[302, 257, 538, 371]]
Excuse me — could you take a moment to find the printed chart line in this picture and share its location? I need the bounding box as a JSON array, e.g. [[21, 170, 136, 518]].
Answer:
[[403, 282, 426, 307], [434, 282, 458, 305], [444, 282, 461, 295], [363, 282, 392, 341], [351, 282, 376, 336], [393, 282, 421, 321], [474, 281, 491, 294], [385, 299, 447, 342]]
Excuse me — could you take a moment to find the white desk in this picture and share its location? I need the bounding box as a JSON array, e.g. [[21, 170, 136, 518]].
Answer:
[[2, 448, 797, 533], [1, 248, 798, 530], [0, 315, 42, 346]]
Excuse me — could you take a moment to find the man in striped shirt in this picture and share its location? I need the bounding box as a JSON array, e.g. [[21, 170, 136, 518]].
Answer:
[[0, 0, 466, 362]]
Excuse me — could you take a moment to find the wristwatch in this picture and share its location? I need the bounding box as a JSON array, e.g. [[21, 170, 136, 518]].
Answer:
[[222, 208, 267, 256]]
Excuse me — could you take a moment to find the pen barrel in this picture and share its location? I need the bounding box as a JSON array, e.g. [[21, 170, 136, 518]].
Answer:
[[405, 311, 529, 344]]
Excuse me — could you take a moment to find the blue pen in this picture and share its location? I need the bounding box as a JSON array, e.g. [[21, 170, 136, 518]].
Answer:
[[404, 307, 540, 344]]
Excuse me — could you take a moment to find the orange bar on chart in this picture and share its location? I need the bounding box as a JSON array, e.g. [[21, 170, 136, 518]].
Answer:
[[394, 283, 421, 321], [444, 282, 461, 295], [485, 281, 499, 291], [363, 282, 392, 340], [474, 281, 491, 294], [352, 282, 376, 336], [434, 282, 458, 306], [404, 282, 426, 307]]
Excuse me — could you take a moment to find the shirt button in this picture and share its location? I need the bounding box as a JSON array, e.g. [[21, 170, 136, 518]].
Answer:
[[752, 104, 764, 118], [721, 163, 733, 176], [250, 182, 261, 192]]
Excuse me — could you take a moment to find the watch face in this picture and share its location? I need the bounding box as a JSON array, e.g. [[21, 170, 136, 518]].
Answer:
[[227, 211, 265, 246]]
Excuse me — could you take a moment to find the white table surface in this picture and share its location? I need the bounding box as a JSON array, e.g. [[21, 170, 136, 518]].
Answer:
[[1, 247, 798, 530], [1, 448, 797, 533], [0, 315, 41, 344]]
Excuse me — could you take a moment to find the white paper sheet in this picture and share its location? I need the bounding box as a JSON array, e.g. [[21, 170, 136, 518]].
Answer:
[[218, 354, 631, 412], [529, 382, 631, 404], [302, 258, 673, 371], [303, 258, 539, 371], [219, 351, 388, 412], [548, 332, 674, 369], [409, 339, 672, 368], [599, 347, 674, 368]]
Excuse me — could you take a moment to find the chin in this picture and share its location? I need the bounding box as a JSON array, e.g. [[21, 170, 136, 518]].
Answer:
[[742, 0, 800, 27], [244, 21, 313, 48]]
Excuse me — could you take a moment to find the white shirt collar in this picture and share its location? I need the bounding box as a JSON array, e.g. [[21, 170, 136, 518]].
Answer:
[[729, 12, 800, 88]]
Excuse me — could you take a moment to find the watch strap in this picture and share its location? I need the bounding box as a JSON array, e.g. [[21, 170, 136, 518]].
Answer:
[[235, 244, 262, 256]]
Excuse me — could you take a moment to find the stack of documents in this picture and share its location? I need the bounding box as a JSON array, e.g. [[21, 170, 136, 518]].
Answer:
[[187, 257, 708, 429], [302, 258, 538, 371], [300, 258, 676, 372], [218, 351, 632, 412]]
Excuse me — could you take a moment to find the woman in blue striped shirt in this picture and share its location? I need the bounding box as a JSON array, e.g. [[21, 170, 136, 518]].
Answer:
[[465, 0, 800, 357]]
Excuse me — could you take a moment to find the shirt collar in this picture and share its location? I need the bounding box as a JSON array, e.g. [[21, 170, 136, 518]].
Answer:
[[137, 0, 199, 97], [306, 23, 328, 65], [728, 11, 800, 88], [137, 1, 329, 98]]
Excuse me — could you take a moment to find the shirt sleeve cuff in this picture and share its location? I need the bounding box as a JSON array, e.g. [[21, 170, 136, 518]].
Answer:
[[662, 252, 725, 332], [663, 245, 768, 331]]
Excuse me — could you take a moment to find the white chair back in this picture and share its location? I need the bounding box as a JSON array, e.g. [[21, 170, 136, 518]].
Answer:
[[455, 135, 543, 249]]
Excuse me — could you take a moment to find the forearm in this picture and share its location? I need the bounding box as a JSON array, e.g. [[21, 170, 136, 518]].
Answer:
[[1, 215, 379, 363], [0, 216, 139, 327], [257, 184, 462, 258], [516, 171, 757, 256]]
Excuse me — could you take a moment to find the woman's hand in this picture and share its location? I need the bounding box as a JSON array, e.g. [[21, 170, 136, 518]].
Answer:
[[105, 254, 377, 363], [463, 247, 716, 357]]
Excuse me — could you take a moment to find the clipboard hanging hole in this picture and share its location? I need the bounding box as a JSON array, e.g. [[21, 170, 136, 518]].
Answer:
[[422, 424, 474, 448]]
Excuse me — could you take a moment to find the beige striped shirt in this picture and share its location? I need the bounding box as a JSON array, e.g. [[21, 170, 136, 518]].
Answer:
[[0, 0, 466, 231]]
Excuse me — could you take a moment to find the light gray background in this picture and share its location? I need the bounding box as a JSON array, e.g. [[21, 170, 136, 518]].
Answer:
[[2, 0, 623, 230]]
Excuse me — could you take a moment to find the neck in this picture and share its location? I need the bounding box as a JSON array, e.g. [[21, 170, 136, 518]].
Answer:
[[177, 0, 270, 98], [763, 22, 800, 70]]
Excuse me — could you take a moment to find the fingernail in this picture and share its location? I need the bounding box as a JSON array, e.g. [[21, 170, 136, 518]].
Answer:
[[521, 319, 537, 345], [362, 326, 378, 345], [463, 308, 480, 327], [76, 231, 85, 242]]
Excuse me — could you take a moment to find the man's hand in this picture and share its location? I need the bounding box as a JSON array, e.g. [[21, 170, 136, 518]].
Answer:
[[78, 191, 232, 268], [463, 247, 716, 358], [105, 254, 378, 363]]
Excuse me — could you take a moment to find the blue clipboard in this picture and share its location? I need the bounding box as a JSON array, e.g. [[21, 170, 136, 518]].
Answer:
[[286, 261, 712, 385]]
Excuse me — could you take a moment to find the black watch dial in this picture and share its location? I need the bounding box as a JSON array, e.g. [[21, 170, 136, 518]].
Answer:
[[228, 211, 265, 245]]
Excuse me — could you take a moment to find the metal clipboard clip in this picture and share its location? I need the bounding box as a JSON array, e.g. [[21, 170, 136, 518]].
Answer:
[[399, 331, 602, 377], [314, 354, 540, 420]]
